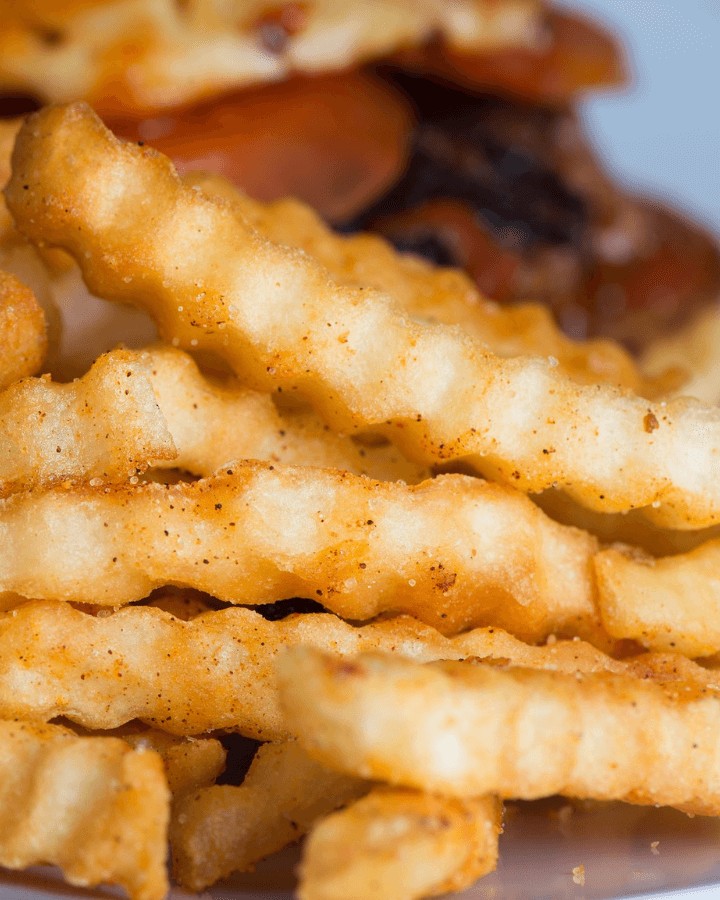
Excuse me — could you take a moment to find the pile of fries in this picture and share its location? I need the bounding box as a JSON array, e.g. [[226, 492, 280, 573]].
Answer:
[[2, 102, 720, 900]]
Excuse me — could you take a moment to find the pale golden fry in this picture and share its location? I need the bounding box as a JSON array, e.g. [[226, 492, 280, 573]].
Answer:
[[0, 347, 175, 496], [0, 269, 47, 390], [0, 119, 22, 242], [277, 648, 720, 817], [0, 0, 538, 114], [7, 104, 720, 528], [0, 718, 169, 900], [0, 600, 709, 739], [190, 172, 661, 396], [534, 487, 720, 557], [595, 541, 720, 657], [299, 789, 502, 900], [0, 463, 600, 641], [172, 740, 365, 891], [145, 344, 428, 481], [641, 305, 720, 407], [116, 727, 227, 797]]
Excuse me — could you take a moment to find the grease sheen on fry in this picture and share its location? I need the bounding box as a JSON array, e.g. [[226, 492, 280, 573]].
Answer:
[[8, 104, 720, 527]]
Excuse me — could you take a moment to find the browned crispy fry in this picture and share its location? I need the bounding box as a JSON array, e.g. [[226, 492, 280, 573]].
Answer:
[[0, 463, 600, 641], [171, 740, 366, 891], [278, 648, 720, 816], [299, 789, 502, 900], [189, 172, 660, 396], [0, 718, 169, 900], [144, 344, 428, 481], [595, 541, 720, 657], [0, 347, 175, 496], [7, 104, 720, 528], [0, 270, 47, 390], [0, 600, 709, 740]]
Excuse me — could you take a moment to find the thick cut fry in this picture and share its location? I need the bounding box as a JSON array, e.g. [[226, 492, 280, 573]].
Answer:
[[0, 0, 539, 115], [7, 104, 720, 528], [189, 172, 659, 396], [595, 542, 720, 657], [0, 718, 169, 900], [0, 600, 709, 739], [171, 740, 365, 891], [0, 463, 600, 640], [0, 347, 176, 496], [278, 649, 720, 816], [299, 789, 502, 900], [0, 270, 47, 390], [144, 344, 428, 481]]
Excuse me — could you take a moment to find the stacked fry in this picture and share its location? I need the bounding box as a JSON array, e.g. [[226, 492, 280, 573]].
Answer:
[[2, 103, 720, 900]]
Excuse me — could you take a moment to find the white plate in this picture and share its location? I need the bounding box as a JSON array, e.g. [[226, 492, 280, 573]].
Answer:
[[3, 800, 720, 899]]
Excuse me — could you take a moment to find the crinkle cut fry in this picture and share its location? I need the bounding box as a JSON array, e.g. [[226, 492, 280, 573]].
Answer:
[[7, 104, 720, 528], [188, 172, 661, 397], [0, 600, 712, 739], [144, 344, 429, 482], [0, 718, 169, 900], [595, 540, 720, 657], [0, 269, 47, 390], [171, 740, 366, 891], [0, 341, 426, 493], [0, 462, 601, 642], [83, 725, 227, 797], [277, 648, 720, 817], [298, 789, 502, 900], [0, 347, 176, 496]]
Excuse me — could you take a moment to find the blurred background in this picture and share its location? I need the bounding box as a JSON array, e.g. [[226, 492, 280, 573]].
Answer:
[[558, 0, 720, 235]]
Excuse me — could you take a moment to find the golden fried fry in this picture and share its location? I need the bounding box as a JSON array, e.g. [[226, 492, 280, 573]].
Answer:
[[171, 740, 365, 891], [0, 463, 600, 640], [116, 727, 227, 797], [0, 119, 22, 241], [0, 600, 708, 740], [145, 344, 428, 481], [0, 718, 169, 900], [7, 104, 719, 528], [144, 588, 218, 620], [0, 347, 175, 496], [299, 790, 501, 900], [641, 305, 720, 406], [0, 269, 47, 390], [0, 0, 539, 114], [278, 648, 720, 816], [595, 541, 720, 657], [190, 172, 660, 396]]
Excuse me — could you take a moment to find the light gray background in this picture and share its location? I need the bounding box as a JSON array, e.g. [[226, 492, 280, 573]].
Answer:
[[556, 0, 720, 235]]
